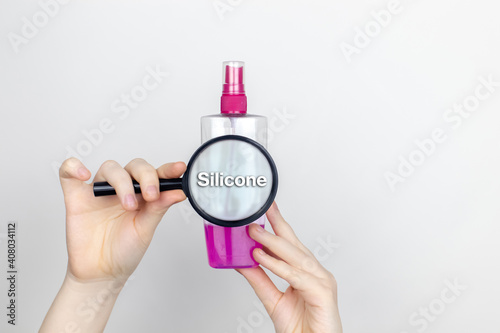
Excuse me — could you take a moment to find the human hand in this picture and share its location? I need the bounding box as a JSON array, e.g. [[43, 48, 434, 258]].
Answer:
[[41, 157, 186, 332], [237, 203, 342, 333], [59, 157, 186, 283]]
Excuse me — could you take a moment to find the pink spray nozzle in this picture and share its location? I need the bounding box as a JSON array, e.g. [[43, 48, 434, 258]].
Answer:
[[221, 61, 247, 114], [222, 61, 245, 94]]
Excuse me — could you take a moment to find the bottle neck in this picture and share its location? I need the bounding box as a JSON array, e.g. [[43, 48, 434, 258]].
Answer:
[[221, 94, 247, 114]]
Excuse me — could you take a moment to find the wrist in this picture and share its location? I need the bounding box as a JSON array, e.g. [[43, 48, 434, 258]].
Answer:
[[40, 273, 126, 332], [64, 271, 127, 295]]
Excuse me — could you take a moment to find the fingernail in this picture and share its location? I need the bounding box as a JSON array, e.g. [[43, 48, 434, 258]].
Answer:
[[146, 185, 158, 198], [124, 194, 136, 209], [253, 224, 264, 233], [256, 248, 265, 256], [77, 167, 89, 178]]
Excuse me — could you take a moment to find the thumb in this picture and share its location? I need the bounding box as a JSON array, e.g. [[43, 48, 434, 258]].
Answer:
[[142, 161, 187, 216], [133, 162, 186, 240], [59, 158, 92, 199]]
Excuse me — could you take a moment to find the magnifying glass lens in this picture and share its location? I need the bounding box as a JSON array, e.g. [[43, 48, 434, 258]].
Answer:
[[187, 139, 274, 223]]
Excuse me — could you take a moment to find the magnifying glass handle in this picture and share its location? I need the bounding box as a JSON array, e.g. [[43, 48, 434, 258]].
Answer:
[[93, 178, 183, 197]]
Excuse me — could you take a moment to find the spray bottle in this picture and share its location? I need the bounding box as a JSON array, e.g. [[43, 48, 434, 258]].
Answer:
[[201, 61, 268, 268]]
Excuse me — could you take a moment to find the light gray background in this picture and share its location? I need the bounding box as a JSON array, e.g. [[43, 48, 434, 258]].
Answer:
[[1, 0, 500, 332]]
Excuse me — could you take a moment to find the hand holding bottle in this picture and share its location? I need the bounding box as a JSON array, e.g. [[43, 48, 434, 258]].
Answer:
[[237, 203, 343, 333]]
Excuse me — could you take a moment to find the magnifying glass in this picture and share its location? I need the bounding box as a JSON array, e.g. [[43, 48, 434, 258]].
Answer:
[[93, 135, 278, 227]]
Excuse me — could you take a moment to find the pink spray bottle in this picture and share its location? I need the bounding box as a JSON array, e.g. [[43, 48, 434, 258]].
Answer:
[[201, 61, 268, 268]]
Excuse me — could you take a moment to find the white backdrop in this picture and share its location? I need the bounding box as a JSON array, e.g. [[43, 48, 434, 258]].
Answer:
[[1, 0, 500, 332]]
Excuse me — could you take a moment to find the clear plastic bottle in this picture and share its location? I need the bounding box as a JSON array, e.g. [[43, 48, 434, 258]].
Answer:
[[201, 61, 268, 268]]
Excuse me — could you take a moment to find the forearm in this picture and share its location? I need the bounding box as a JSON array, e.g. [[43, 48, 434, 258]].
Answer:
[[40, 273, 124, 333]]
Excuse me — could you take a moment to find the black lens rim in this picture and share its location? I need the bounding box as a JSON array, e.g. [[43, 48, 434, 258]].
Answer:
[[182, 135, 278, 228]]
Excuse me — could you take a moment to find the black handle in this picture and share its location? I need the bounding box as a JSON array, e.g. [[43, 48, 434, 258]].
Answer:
[[93, 178, 183, 197]]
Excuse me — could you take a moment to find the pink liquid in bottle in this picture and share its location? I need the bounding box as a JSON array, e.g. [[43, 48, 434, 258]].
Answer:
[[204, 216, 265, 268]]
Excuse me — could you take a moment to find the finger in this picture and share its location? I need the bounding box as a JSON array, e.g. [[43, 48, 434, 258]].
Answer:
[[249, 224, 312, 270], [59, 158, 92, 197], [93, 160, 137, 211], [252, 224, 331, 279], [266, 202, 310, 254], [133, 162, 187, 240], [124, 158, 159, 202], [146, 161, 187, 211], [149, 161, 187, 211], [236, 267, 282, 315], [156, 161, 186, 179], [252, 248, 314, 291], [261, 244, 281, 261]]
